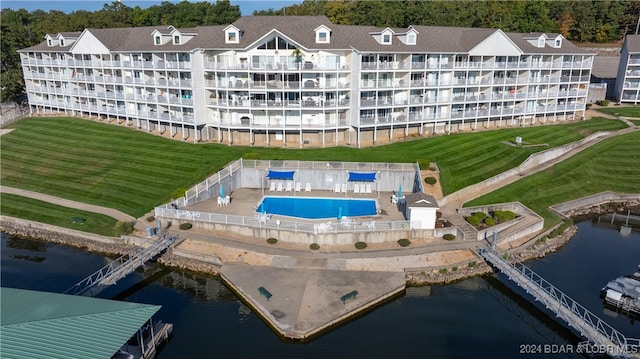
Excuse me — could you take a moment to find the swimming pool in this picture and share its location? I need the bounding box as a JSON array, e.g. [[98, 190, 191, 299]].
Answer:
[[257, 197, 377, 220]]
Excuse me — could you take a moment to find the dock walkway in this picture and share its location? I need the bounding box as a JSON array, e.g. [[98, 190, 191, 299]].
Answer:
[[479, 247, 638, 358]]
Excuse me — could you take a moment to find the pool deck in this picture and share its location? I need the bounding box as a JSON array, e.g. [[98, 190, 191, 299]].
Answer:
[[184, 187, 408, 222]]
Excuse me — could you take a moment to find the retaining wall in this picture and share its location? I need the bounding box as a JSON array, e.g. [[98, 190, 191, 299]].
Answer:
[[549, 191, 640, 216], [171, 218, 430, 246], [439, 129, 625, 208]]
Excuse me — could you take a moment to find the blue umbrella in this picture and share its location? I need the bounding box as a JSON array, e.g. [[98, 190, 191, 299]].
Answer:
[[398, 184, 402, 198], [220, 185, 225, 198], [338, 206, 343, 220]]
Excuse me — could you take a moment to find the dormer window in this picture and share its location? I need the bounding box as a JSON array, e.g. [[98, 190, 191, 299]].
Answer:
[[554, 38, 562, 48], [314, 25, 332, 44], [47, 39, 53, 46], [224, 25, 240, 44], [383, 34, 391, 44], [60, 38, 65, 46], [537, 37, 545, 47], [407, 34, 416, 45], [155, 36, 161, 45], [174, 35, 181, 45]]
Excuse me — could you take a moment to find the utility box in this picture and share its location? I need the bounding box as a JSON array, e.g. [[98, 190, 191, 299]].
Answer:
[[515, 136, 522, 146]]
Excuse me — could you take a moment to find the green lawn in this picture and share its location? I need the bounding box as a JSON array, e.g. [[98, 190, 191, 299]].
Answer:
[[594, 106, 640, 118], [0, 193, 119, 236], [466, 130, 640, 228], [0, 116, 628, 218]]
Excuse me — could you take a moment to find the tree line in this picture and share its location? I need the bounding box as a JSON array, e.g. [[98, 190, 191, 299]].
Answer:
[[2, 0, 639, 103], [260, 0, 640, 43]]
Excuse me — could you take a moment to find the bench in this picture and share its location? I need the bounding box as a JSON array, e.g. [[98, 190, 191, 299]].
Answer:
[[258, 286, 272, 301], [340, 290, 359, 304]]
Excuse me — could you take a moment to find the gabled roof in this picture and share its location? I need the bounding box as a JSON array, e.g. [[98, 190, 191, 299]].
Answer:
[[404, 193, 439, 208], [0, 287, 161, 359], [19, 16, 596, 55], [58, 32, 81, 38]]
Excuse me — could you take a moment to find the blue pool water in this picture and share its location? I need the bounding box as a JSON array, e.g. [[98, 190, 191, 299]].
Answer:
[[258, 197, 377, 219]]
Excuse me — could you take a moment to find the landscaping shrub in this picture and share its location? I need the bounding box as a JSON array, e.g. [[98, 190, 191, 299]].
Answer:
[[171, 188, 187, 199], [355, 241, 367, 249], [146, 215, 155, 222], [452, 266, 458, 272], [473, 212, 487, 220], [417, 158, 430, 169], [424, 176, 437, 185], [113, 221, 134, 236], [439, 268, 448, 274], [494, 210, 516, 223], [468, 261, 477, 268], [179, 222, 192, 230], [309, 243, 320, 250], [266, 237, 278, 244], [243, 152, 260, 159], [597, 99, 610, 107], [443, 233, 456, 241], [466, 215, 481, 227], [484, 217, 495, 226], [397, 238, 411, 247]]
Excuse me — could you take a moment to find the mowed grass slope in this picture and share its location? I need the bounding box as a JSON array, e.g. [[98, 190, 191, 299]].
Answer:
[[0, 193, 118, 236], [466, 130, 640, 228], [594, 106, 640, 118], [0, 117, 628, 218]]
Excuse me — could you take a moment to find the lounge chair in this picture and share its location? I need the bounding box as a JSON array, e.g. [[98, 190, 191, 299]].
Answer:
[[305, 183, 311, 192], [341, 183, 347, 193], [334, 183, 340, 192], [286, 181, 293, 192], [295, 182, 301, 192], [276, 182, 283, 192], [353, 183, 360, 194], [269, 181, 276, 192], [365, 183, 372, 194]]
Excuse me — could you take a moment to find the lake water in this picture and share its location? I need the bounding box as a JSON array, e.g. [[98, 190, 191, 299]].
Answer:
[[2, 218, 638, 358]]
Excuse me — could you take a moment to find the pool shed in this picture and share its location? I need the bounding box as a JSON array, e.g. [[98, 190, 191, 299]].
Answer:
[[404, 193, 439, 229]]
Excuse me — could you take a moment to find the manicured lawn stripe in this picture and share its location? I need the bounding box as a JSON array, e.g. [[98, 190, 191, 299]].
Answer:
[[594, 106, 640, 118], [1, 116, 630, 219], [466, 130, 640, 228], [0, 193, 118, 236]]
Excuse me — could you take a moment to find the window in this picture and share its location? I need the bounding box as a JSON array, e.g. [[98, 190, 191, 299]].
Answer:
[[155, 36, 161, 45], [318, 32, 327, 42], [407, 34, 416, 45], [537, 38, 545, 47], [174, 35, 180, 44], [60, 39, 65, 46], [228, 31, 236, 42], [47, 39, 52, 46], [555, 39, 561, 47], [383, 34, 391, 44]]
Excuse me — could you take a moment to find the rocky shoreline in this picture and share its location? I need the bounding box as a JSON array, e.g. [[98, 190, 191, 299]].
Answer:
[[1, 201, 637, 286]]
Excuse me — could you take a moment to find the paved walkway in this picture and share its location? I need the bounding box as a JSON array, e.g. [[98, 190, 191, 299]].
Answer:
[[0, 186, 135, 222]]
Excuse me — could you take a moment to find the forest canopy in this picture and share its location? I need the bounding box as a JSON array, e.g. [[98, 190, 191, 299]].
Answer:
[[2, 0, 638, 103]]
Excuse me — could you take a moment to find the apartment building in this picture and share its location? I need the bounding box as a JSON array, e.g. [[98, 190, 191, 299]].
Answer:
[[20, 16, 594, 147], [614, 34, 640, 104]]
